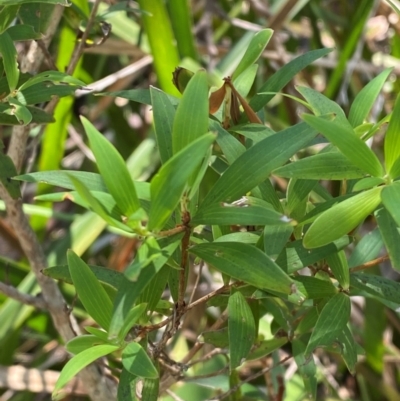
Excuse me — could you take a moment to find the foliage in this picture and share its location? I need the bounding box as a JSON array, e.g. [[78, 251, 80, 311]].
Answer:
[[2, 1, 400, 401]]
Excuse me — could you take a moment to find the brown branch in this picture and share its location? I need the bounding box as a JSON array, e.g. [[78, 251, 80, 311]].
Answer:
[[185, 281, 244, 312], [66, 0, 102, 76], [3, 4, 118, 400], [0, 281, 47, 310], [349, 255, 390, 273]]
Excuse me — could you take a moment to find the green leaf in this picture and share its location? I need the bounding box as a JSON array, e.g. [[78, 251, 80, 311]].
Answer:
[[190, 242, 297, 296], [81, 116, 140, 217], [199, 122, 316, 210], [348, 228, 383, 268], [293, 276, 338, 299], [67, 250, 113, 330], [18, 70, 85, 91], [142, 377, 159, 401], [275, 236, 352, 273], [296, 85, 348, 123], [326, 250, 350, 290], [98, 89, 179, 106], [381, 183, 400, 227], [305, 293, 350, 356], [122, 342, 158, 379], [16, 81, 79, 105], [0, 152, 20, 199], [352, 177, 385, 192], [118, 303, 147, 342], [202, 328, 229, 348], [118, 368, 138, 401], [7, 25, 43, 42], [172, 70, 209, 154], [137, 0, 180, 95], [250, 48, 333, 112], [0, 6, 20, 33], [286, 179, 317, 215], [303, 186, 383, 248], [150, 86, 174, 164], [338, 326, 358, 374], [66, 335, 107, 355], [247, 338, 288, 361], [15, 170, 107, 192], [350, 273, 400, 305], [5, 98, 32, 124], [53, 344, 120, 397], [0, 103, 54, 125], [68, 175, 133, 233], [375, 207, 400, 271], [0, 31, 19, 91], [18, 3, 55, 34], [385, 93, 400, 175], [231, 29, 273, 81], [273, 151, 365, 180], [191, 197, 291, 226], [263, 225, 293, 259], [149, 133, 215, 231], [349, 68, 393, 127], [42, 263, 123, 288], [84, 327, 109, 341], [228, 291, 256, 370], [302, 113, 384, 177]]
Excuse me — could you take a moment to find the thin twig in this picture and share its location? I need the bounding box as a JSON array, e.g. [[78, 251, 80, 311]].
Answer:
[[349, 255, 390, 272], [207, 355, 292, 401], [66, 0, 102, 76], [185, 281, 244, 312], [0, 281, 47, 310], [187, 348, 228, 367], [188, 261, 204, 305], [181, 366, 229, 381]]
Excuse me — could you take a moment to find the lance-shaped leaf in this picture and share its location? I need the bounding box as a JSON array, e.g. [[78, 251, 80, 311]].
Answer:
[[67, 250, 113, 330], [349, 68, 393, 128], [350, 273, 400, 305], [381, 182, 400, 227], [303, 186, 382, 248], [0, 152, 21, 199], [296, 85, 348, 124], [302, 113, 384, 178], [18, 70, 85, 91], [172, 70, 209, 154], [326, 250, 350, 290], [150, 86, 174, 164], [190, 242, 296, 296], [273, 151, 366, 180], [305, 293, 351, 356], [276, 236, 352, 273], [122, 342, 158, 379], [228, 291, 256, 370], [375, 207, 400, 271], [149, 133, 215, 231], [53, 344, 120, 398], [199, 122, 316, 211], [250, 48, 333, 112], [232, 29, 273, 81], [81, 117, 140, 217], [191, 196, 291, 226], [0, 31, 19, 92], [385, 93, 400, 175]]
